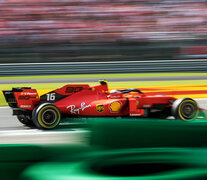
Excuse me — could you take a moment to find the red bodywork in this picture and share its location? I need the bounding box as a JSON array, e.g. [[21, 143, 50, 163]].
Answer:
[[6, 82, 177, 118]]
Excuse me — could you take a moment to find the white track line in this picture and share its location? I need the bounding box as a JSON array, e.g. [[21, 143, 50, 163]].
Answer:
[[0, 129, 88, 136], [0, 106, 10, 109], [195, 98, 207, 101]]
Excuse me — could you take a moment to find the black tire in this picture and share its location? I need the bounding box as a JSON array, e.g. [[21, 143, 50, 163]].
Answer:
[[172, 98, 199, 121], [32, 103, 61, 129], [17, 114, 34, 126]]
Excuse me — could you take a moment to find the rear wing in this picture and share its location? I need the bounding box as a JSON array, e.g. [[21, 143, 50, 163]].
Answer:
[[3, 87, 40, 110]]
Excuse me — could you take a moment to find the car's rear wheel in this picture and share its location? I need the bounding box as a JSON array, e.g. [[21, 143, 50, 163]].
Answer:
[[32, 103, 61, 129], [172, 98, 199, 121], [17, 114, 34, 126]]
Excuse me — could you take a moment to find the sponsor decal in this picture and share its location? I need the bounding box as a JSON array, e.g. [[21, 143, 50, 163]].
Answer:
[[23, 92, 37, 95], [20, 105, 31, 108], [96, 104, 104, 113], [67, 102, 91, 114], [109, 101, 122, 112], [130, 113, 141, 116], [65, 87, 83, 93], [18, 95, 37, 100], [8, 98, 16, 103], [109, 95, 122, 99], [18, 95, 30, 100], [4, 92, 11, 95]]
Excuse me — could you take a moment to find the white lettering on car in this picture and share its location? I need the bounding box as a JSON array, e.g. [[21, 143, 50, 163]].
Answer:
[[23, 92, 37, 95], [20, 105, 31, 108], [67, 102, 91, 114]]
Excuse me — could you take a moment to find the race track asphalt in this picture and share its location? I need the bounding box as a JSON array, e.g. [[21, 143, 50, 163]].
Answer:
[[0, 107, 90, 144]]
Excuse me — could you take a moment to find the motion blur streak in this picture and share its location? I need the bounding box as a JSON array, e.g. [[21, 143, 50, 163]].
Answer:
[[0, 59, 207, 76], [1, 0, 206, 42], [0, 0, 206, 64]]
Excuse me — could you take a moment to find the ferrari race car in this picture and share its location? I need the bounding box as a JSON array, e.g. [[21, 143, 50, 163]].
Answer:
[[3, 80, 201, 129]]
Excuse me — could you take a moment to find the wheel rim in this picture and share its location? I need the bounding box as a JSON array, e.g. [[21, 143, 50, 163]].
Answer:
[[41, 109, 57, 125], [180, 102, 197, 119]]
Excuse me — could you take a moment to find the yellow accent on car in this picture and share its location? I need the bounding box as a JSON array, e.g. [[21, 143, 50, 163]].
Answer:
[[110, 101, 121, 112], [37, 105, 61, 129], [136, 100, 139, 107], [96, 104, 104, 113], [178, 99, 199, 121]]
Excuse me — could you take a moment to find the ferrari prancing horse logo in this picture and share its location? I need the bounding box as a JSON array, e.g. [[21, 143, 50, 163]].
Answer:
[[96, 104, 104, 112]]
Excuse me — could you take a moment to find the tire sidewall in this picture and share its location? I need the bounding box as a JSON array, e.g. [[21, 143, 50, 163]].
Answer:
[[172, 98, 199, 121], [32, 103, 61, 129]]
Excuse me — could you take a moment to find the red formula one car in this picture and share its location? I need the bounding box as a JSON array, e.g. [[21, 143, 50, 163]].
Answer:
[[3, 80, 201, 129]]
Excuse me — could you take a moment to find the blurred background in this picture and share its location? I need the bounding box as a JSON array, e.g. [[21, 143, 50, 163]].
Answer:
[[0, 0, 206, 64]]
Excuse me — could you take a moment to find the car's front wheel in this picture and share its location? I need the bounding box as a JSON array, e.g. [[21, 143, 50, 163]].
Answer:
[[172, 98, 199, 121], [32, 103, 61, 129]]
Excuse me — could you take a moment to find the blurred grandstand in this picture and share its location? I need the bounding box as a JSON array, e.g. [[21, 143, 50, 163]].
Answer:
[[0, 0, 207, 63]]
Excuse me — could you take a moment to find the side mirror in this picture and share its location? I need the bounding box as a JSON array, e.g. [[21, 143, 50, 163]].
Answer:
[[99, 80, 108, 85]]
